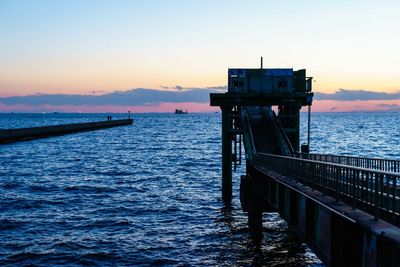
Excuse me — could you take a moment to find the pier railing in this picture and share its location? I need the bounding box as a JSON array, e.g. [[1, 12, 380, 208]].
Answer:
[[296, 152, 400, 174], [257, 153, 400, 225]]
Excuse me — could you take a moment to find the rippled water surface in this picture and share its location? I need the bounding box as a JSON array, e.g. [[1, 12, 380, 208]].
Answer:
[[1, 112, 399, 266], [301, 112, 400, 158]]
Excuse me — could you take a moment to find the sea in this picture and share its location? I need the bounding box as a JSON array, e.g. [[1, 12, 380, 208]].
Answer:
[[0, 112, 399, 266]]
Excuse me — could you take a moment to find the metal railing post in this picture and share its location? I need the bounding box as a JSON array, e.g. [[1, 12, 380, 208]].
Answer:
[[374, 173, 380, 220], [256, 152, 399, 222], [352, 169, 356, 210]]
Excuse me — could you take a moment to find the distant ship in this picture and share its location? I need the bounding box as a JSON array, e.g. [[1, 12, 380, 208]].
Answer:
[[175, 109, 188, 114]]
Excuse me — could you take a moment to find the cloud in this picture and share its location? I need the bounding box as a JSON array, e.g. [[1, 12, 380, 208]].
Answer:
[[375, 103, 400, 111], [3, 86, 400, 113], [0, 87, 226, 107], [159, 85, 227, 91], [315, 89, 400, 101], [0, 102, 219, 113]]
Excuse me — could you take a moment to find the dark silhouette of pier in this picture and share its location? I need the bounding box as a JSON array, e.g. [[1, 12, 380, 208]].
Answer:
[[0, 118, 133, 144], [210, 60, 400, 266]]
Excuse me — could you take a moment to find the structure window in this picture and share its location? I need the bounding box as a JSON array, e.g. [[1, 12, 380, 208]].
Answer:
[[278, 80, 287, 89]]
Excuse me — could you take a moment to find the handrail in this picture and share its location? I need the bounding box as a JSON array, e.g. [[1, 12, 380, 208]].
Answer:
[[245, 111, 256, 154], [296, 152, 400, 174], [242, 109, 257, 159], [257, 152, 400, 225], [272, 111, 295, 156]]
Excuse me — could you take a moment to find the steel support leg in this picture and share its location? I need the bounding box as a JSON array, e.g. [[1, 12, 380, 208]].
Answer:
[[221, 106, 232, 202]]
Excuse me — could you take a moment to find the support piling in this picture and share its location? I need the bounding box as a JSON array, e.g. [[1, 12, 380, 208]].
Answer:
[[221, 106, 233, 202]]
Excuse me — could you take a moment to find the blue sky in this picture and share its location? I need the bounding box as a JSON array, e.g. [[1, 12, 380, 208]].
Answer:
[[0, 0, 399, 112]]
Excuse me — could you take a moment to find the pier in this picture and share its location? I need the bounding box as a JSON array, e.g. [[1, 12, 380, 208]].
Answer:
[[0, 118, 133, 144], [210, 60, 400, 266]]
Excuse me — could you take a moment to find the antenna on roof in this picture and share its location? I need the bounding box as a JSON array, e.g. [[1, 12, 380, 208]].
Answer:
[[260, 56, 263, 90]]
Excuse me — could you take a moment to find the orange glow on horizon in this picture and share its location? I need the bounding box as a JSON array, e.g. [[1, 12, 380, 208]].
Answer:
[[310, 99, 400, 112], [1, 99, 400, 113]]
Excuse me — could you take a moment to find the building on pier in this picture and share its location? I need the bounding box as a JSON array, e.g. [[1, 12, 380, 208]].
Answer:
[[210, 59, 400, 266]]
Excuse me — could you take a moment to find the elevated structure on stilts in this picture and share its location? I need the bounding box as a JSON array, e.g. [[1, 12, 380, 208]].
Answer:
[[210, 58, 400, 266]]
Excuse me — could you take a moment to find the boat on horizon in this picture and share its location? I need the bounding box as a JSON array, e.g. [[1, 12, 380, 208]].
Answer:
[[175, 109, 188, 114]]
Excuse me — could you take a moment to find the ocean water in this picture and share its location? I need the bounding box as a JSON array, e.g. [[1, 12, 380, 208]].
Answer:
[[301, 112, 400, 158], [0, 112, 399, 266]]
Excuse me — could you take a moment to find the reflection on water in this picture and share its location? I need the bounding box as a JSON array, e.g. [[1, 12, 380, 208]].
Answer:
[[2, 112, 397, 266]]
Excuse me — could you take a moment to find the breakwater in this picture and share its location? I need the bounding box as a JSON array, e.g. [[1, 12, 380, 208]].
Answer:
[[0, 118, 133, 144]]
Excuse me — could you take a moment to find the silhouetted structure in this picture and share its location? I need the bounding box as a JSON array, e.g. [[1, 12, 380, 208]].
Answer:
[[0, 119, 133, 144], [210, 59, 400, 266], [175, 109, 188, 114]]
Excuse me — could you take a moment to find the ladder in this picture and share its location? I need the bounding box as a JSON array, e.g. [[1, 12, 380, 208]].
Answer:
[[231, 106, 242, 171]]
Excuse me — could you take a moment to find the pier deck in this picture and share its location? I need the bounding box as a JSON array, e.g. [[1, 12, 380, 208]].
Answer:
[[210, 64, 400, 266], [242, 108, 400, 266], [0, 118, 133, 144]]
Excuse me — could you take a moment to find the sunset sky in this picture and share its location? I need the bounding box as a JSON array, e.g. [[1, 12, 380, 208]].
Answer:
[[1, 0, 399, 112]]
